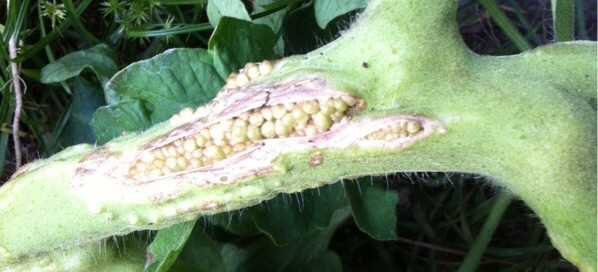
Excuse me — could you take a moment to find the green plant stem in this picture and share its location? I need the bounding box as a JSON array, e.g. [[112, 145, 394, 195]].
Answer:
[[575, 0, 587, 39], [3, 238, 147, 271], [2, 0, 29, 45], [479, 0, 532, 51], [13, 0, 91, 63], [126, 23, 213, 38], [63, 0, 100, 45], [0, 85, 14, 179], [160, 0, 208, 4], [0, 0, 595, 271], [37, 2, 71, 94], [507, 0, 542, 46], [457, 191, 512, 272], [551, 0, 575, 42], [7, 0, 23, 169], [250, 0, 298, 20]]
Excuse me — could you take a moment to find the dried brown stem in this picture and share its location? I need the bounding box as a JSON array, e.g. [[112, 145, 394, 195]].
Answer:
[[7, 3, 23, 169]]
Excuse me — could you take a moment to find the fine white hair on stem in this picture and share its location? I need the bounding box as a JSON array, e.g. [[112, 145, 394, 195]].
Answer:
[[112, 235, 121, 256]]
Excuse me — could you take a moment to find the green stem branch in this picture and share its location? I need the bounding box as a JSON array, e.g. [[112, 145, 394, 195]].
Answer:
[[457, 192, 512, 272], [0, 0, 595, 271]]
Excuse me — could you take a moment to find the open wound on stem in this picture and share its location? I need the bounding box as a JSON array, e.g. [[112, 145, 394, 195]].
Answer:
[[73, 62, 443, 208], [129, 97, 356, 180]]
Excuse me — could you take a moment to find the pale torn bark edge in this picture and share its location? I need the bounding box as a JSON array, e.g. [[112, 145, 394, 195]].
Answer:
[[70, 77, 444, 209]]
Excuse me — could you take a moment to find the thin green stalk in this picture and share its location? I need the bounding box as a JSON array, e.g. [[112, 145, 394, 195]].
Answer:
[[63, 0, 101, 45], [479, 0, 532, 51], [0, 0, 594, 270], [575, 0, 587, 39], [106, 25, 127, 47], [188, 5, 209, 44], [13, 0, 30, 45], [457, 192, 512, 272], [126, 23, 213, 38], [459, 186, 474, 244], [250, 0, 298, 20], [7, 0, 25, 168], [458, 3, 485, 30], [507, 0, 542, 45], [45, 103, 72, 155], [1, 0, 29, 44], [37, 2, 72, 94], [159, 0, 208, 4], [13, 0, 92, 63], [0, 80, 14, 179], [551, 0, 575, 42], [174, 6, 187, 24]]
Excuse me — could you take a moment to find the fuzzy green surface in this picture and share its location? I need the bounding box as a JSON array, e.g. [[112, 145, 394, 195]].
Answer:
[[0, 153, 117, 264], [0, 0, 594, 270], [2, 239, 146, 271], [252, 0, 597, 268]]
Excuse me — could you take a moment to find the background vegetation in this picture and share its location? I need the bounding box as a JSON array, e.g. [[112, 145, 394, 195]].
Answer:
[[0, 0, 595, 271]]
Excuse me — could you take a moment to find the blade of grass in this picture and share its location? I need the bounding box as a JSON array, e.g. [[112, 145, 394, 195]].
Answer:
[[2, 0, 19, 42], [9, 0, 31, 45], [434, 193, 495, 229], [7, 0, 26, 168], [456, 191, 512, 272], [63, 0, 100, 45], [37, 1, 72, 94], [457, 0, 480, 18], [126, 23, 213, 38], [250, 0, 298, 20], [106, 26, 127, 47], [479, 0, 532, 51], [159, 0, 208, 4], [458, 185, 474, 244], [13, 0, 92, 63], [44, 100, 72, 155], [575, 0, 587, 39], [0, 43, 9, 77], [507, 0, 543, 45], [0, 130, 10, 182], [484, 245, 554, 258], [551, 0, 575, 41], [1, 0, 30, 66], [0, 78, 14, 180]]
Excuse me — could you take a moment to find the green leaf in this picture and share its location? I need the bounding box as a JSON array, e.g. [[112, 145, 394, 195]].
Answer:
[[208, 17, 278, 70], [207, 0, 251, 27], [146, 222, 195, 272], [173, 230, 234, 272], [314, 0, 367, 29], [208, 210, 262, 236], [245, 240, 342, 272], [252, 183, 344, 246], [253, 0, 287, 55], [104, 18, 277, 126], [478, 0, 532, 51], [282, 3, 353, 54], [243, 205, 350, 272], [106, 49, 228, 123], [40, 44, 118, 84], [304, 250, 342, 272], [219, 244, 249, 272], [90, 100, 151, 144], [54, 77, 106, 151], [345, 179, 398, 240]]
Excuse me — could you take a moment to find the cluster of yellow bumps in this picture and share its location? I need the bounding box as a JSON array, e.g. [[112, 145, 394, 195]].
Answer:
[[128, 98, 357, 179], [127, 61, 361, 180], [127, 60, 426, 180]]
